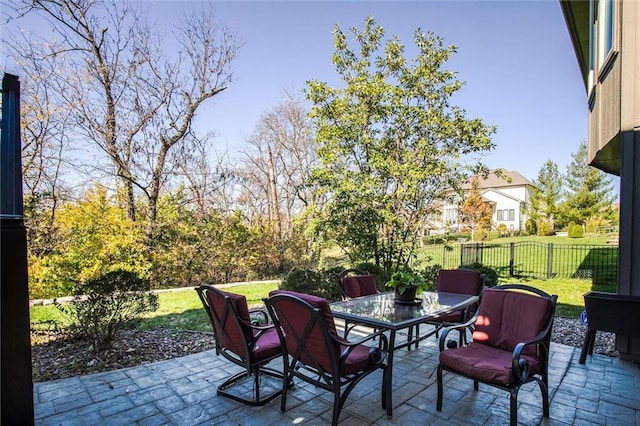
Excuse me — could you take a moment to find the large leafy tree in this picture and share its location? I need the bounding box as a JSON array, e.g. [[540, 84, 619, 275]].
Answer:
[[9, 0, 240, 248], [556, 142, 616, 228], [305, 17, 495, 275]]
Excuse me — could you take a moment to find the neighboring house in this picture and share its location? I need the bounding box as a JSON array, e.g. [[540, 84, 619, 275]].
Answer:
[[428, 170, 535, 235], [561, 0, 640, 360]]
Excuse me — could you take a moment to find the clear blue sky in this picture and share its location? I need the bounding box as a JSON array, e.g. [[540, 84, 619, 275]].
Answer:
[[5, 0, 607, 186], [177, 0, 592, 184]]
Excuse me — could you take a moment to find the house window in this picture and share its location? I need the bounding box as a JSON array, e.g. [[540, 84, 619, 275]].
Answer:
[[588, 0, 615, 88], [497, 209, 515, 222], [444, 208, 457, 222]]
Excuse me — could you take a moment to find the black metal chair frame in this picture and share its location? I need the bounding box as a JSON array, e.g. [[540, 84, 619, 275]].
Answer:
[[195, 284, 286, 406], [436, 284, 558, 426], [265, 292, 391, 426]]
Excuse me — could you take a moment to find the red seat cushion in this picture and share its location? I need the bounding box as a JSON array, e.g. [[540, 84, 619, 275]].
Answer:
[[253, 328, 283, 361], [342, 275, 378, 298], [340, 344, 377, 375], [439, 342, 541, 386]]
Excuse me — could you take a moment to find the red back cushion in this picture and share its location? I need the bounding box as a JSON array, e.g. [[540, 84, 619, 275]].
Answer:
[[269, 290, 339, 371], [207, 289, 252, 356], [437, 269, 483, 296], [342, 275, 378, 298], [472, 288, 552, 358]]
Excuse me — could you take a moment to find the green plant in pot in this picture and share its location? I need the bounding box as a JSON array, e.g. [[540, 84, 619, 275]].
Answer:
[[385, 271, 428, 303]]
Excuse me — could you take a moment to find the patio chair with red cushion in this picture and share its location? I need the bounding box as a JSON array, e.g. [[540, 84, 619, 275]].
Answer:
[[265, 290, 391, 426], [428, 268, 484, 344], [337, 269, 383, 337], [195, 284, 286, 406], [436, 284, 557, 426], [338, 268, 420, 348]]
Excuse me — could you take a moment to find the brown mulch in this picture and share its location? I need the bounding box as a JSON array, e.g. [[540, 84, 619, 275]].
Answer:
[[31, 329, 216, 383], [31, 317, 616, 383]]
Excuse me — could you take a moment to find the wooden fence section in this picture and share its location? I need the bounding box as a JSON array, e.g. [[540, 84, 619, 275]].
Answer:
[[414, 241, 618, 285]]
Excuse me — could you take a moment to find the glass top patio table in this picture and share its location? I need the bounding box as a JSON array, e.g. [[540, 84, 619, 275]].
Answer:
[[330, 291, 479, 331], [330, 291, 479, 418]]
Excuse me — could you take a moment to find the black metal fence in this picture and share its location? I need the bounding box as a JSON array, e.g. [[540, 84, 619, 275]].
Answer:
[[415, 241, 618, 285]]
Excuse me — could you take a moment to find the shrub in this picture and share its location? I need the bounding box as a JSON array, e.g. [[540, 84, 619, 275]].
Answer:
[[460, 262, 499, 287], [536, 219, 554, 236], [569, 224, 584, 238], [472, 228, 489, 241], [525, 218, 537, 235], [56, 270, 159, 352], [584, 215, 610, 234], [421, 264, 442, 291], [280, 267, 341, 300]]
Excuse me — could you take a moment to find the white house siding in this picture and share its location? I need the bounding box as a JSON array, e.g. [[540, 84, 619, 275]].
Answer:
[[427, 170, 535, 234], [483, 190, 524, 231]]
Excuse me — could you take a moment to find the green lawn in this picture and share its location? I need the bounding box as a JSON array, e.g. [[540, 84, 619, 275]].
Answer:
[[500, 277, 614, 317], [29, 282, 280, 333]]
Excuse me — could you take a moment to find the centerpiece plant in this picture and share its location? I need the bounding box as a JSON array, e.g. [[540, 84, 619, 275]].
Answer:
[[385, 270, 429, 302]]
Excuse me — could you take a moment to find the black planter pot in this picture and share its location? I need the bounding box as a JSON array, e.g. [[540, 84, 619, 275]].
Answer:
[[579, 291, 640, 364], [394, 287, 417, 303]]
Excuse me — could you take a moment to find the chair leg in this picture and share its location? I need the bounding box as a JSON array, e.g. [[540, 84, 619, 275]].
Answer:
[[537, 378, 550, 418], [332, 387, 342, 426], [473, 380, 479, 391], [280, 368, 294, 412], [254, 368, 261, 401], [509, 387, 519, 426], [436, 364, 444, 411]]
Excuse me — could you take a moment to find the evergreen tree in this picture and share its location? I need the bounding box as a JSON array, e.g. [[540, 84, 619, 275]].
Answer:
[[530, 160, 563, 227], [556, 142, 616, 228]]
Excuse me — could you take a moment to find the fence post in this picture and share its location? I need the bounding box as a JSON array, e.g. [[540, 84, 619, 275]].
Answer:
[[442, 245, 446, 268], [509, 242, 515, 277], [547, 243, 554, 278]]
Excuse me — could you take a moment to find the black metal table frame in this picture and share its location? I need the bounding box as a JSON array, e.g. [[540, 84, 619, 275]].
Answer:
[[330, 291, 480, 416]]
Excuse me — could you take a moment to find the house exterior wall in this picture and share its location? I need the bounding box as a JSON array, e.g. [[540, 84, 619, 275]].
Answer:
[[482, 186, 530, 231], [584, 0, 640, 175], [431, 183, 532, 234], [561, 0, 640, 361]]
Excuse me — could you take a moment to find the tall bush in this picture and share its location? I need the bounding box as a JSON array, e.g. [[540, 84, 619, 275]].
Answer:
[[460, 262, 499, 287], [569, 224, 584, 238], [57, 270, 159, 351], [280, 267, 340, 300], [28, 188, 150, 299]]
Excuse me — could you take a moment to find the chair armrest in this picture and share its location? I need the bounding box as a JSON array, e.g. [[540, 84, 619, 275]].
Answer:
[[335, 330, 389, 365], [438, 311, 479, 352], [511, 328, 551, 382], [248, 308, 270, 325]]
